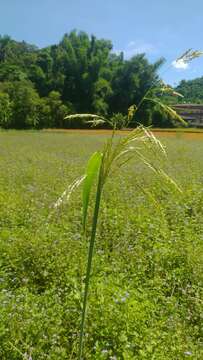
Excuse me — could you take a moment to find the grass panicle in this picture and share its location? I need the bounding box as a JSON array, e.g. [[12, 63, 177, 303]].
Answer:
[[77, 125, 181, 359]]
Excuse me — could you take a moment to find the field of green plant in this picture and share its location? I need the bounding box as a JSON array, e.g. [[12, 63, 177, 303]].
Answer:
[[0, 130, 202, 359]]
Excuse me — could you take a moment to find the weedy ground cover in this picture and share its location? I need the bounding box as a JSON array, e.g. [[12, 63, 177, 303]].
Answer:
[[0, 131, 203, 359]]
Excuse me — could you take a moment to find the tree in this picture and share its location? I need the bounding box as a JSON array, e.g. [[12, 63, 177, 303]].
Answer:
[[0, 31, 168, 128], [46, 91, 71, 128], [0, 64, 27, 82], [175, 77, 203, 103], [4, 80, 40, 128], [109, 54, 164, 120], [0, 92, 12, 128]]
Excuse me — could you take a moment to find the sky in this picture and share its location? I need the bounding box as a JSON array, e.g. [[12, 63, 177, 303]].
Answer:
[[1, 0, 203, 85]]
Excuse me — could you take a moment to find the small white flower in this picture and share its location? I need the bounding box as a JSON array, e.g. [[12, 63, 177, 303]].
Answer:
[[101, 349, 108, 354], [184, 351, 192, 356], [121, 297, 127, 302]]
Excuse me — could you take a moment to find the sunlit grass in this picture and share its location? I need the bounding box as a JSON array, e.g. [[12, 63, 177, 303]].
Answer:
[[0, 131, 203, 359]]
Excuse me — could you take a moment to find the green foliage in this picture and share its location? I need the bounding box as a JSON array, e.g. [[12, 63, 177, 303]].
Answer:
[[82, 151, 102, 231], [109, 113, 128, 129], [145, 97, 187, 126], [0, 32, 167, 129], [108, 55, 164, 116], [0, 131, 202, 359], [0, 92, 12, 128], [152, 107, 176, 128], [0, 64, 27, 82], [45, 91, 70, 128], [2, 80, 41, 128], [175, 77, 203, 103]]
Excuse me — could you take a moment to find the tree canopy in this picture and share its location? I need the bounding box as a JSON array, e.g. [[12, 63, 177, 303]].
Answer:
[[175, 77, 203, 104], [0, 31, 185, 129]]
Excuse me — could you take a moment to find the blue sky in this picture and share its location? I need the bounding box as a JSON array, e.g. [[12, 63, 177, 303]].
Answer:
[[1, 0, 203, 85]]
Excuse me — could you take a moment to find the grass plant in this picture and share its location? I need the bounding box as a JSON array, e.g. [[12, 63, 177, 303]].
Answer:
[[63, 49, 203, 359]]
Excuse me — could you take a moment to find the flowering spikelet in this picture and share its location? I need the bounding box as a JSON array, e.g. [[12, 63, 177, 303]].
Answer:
[[65, 113, 106, 127], [176, 49, 203, 63], [173, 48, 203, 69], [128, 104, 137, 121], [53, 175, 85, 209]]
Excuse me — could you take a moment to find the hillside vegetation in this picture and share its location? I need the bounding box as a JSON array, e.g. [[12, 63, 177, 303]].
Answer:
[[0, 32, 176, 129], [176, 77, 203, 103]]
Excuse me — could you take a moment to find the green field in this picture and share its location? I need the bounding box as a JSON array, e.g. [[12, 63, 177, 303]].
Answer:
[[0, 131, 203, 359]]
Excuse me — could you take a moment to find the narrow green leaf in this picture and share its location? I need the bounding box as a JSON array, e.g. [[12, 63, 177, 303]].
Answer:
[[83, 151, 102, 231], [145, 97, 187, 125]]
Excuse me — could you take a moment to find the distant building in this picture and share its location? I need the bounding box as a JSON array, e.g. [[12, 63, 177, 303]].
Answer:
[[173, 104, 203, 127]]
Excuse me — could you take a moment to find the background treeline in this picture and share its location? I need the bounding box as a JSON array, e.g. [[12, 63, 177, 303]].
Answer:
[[175, 77, 203, 104], [0, 31, 200, 129]]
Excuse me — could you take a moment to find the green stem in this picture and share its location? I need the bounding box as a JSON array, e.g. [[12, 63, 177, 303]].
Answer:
[[78, 170, 103, 360]]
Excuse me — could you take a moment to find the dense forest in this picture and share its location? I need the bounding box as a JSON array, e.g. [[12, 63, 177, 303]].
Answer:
[[0, 31, 201, 129], [176, 77, 203, 104]]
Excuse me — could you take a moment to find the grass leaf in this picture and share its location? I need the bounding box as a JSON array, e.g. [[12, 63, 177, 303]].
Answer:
[[83, 151, 102, 231], [145, 97, 187, 125]]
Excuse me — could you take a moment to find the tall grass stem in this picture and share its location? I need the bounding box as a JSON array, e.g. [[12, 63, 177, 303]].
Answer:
[[78, 168, 103, 360]]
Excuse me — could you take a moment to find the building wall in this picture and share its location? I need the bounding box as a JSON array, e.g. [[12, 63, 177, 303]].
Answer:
[[173, 104, 203, 127]]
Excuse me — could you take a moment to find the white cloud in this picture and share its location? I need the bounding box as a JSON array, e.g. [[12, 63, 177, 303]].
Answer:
[[126, 41, 155, 58], [172, 59, 189, 70], [127, 41, 136, 48], [115, 40, 156, 59]]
